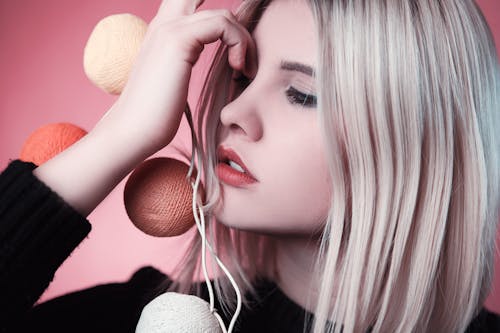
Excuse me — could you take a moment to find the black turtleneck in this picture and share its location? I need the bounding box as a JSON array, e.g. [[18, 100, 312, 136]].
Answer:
[[0, 160, 499, 332]]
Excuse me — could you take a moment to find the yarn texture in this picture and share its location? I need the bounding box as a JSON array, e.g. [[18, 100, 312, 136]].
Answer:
[[135, 292, 223, 333], [20, 123, 87, 166], [83, 13, 147, 94], [123, 158, 195, 237]]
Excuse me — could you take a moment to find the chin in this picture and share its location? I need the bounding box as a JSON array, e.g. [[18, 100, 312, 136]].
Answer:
[[213, 216, 318, 239]]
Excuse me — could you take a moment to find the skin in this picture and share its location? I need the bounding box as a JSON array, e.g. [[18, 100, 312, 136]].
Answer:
[[32, 0, 327, 313], [32, 0, 257, 216], [214, 0, 330, 310], [215, 0, 330, 235]]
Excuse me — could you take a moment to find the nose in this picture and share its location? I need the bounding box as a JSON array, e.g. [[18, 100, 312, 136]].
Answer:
[[219, 87, 264, 142]]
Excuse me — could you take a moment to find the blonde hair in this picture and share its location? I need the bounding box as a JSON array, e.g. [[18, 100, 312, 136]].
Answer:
[[164, 1, 500, 332]]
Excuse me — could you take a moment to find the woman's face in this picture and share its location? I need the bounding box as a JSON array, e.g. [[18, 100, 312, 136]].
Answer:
[[214, 0, 331, 236]]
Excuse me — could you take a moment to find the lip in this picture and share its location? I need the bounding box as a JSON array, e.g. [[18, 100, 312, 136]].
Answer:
[[216, 146, 258, 187]]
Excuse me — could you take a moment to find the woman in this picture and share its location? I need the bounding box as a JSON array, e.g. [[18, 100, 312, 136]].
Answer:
[[1, 0, 499, 332]]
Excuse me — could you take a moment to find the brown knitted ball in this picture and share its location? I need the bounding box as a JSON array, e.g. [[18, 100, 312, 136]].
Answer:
[[124, 158, 197, 237], [20, 123, 87, 166]]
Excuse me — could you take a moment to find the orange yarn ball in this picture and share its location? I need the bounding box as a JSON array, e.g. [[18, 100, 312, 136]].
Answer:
[[20, 123, 87, 166], [124, 158, 198, 237]]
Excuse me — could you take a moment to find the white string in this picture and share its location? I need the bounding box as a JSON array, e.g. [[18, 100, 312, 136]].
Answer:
[[184, 105, 242, 333]]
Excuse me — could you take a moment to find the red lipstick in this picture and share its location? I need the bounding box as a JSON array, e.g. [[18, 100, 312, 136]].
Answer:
[[216, 146, 257, 187]]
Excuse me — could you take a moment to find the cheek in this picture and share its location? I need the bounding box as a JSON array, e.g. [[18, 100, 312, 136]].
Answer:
[[266, 141, 331, 230], [213, 117, 332, 235], [246, 125, 331, 233]]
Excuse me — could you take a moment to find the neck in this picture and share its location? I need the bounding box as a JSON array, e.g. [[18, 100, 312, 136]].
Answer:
[[273, 235, 322, 313]]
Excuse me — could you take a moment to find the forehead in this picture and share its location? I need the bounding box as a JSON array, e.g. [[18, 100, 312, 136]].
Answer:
[[252, 0, 317, 68]]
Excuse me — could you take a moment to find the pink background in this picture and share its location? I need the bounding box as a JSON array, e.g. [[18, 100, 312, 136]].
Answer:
[[1, 0, 499, 312]]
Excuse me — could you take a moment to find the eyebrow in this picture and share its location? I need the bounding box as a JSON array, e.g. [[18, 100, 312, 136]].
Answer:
[[280, 60, 316, 78]]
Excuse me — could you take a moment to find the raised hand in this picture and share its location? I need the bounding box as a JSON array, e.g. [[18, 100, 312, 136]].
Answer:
[[33, 0, 257, 217], [104, 0, 258, 156]]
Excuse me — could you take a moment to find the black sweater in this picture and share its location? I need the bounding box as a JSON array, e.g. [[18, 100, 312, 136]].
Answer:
[[0, 159, 499, 332]]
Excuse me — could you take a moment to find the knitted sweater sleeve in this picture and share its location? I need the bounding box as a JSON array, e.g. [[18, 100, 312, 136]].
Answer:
[[0, 159, 92, 331]]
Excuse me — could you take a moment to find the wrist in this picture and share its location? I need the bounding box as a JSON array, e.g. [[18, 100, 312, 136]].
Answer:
[[91, 104, 161, 162], [95, 98, 181, 158]]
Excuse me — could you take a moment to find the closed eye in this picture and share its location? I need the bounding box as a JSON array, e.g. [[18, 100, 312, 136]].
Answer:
[[231, 73, 317, 109], [285, 86, 317, 108]]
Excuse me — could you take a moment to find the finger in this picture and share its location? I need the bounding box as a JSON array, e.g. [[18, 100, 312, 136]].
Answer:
[[186, 10, 258, 77], [185, 8, 237, 23], [187, 15, 255, 73], [156, 0, 205, 20]]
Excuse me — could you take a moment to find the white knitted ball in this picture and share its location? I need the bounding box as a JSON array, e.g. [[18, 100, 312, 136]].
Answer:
[[83, 13, 147, 95], [136, 292, 223, 333]]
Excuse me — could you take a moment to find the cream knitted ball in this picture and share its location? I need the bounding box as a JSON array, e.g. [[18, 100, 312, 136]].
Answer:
[[136, 292, 223, 333], [83, 13, 147, 94]]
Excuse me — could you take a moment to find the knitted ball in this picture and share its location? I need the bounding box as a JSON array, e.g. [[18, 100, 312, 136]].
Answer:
[[124, 158, 197, 237], [20, 123, 87, 166], [136, 292, 222, 333], [83, 13, 148, 95]]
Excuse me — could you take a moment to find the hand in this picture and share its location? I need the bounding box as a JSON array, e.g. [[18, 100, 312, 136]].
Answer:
[[100, 0, 258, 158]]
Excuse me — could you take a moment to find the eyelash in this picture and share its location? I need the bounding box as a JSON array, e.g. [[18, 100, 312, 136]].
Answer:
[[232, 75, 317, 108], [285, 86, 317, 108]]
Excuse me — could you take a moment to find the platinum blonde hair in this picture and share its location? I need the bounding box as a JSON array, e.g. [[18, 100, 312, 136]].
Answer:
[[163, 1, 500, 332]]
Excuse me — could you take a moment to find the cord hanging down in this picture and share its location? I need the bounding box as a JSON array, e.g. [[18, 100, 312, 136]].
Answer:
[[184, 104, 242, 333]]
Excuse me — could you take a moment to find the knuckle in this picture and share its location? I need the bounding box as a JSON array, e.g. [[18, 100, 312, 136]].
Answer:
[[209, 18, 227, 35], [215, 14, 231, 26], [219, 9, 234, 20]]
